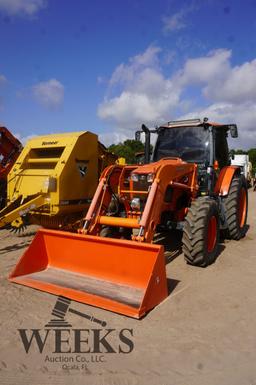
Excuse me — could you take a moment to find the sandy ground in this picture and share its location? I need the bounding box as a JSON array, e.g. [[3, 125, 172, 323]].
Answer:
[[0, 190, 255, 385]]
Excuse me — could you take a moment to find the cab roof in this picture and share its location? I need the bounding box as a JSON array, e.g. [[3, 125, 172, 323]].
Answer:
[[159, 118, 236, 131]]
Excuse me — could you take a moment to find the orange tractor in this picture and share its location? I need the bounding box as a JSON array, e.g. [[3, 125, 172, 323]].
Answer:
[[10, 118, 248, 318], [0, 127, 22, 209]]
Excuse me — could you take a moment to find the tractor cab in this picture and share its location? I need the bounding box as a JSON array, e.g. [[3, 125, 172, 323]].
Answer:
[[136, 118, 238, 194], [153, 123, 211, 164]]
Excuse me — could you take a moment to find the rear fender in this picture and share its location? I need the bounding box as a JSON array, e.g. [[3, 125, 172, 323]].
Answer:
[[214, 166, 240, 196]]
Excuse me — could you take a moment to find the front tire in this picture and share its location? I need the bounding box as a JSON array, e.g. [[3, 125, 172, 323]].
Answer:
[[182, 197, 220, 267]]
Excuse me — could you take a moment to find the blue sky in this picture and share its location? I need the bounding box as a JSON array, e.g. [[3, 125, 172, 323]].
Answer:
[[0, 0, 256, 148]]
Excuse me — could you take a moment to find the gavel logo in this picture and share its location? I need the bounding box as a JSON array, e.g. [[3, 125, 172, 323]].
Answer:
[[45, 296, 107, 328]]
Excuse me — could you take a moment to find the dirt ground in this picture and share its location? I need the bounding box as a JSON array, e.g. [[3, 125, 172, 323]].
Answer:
[[0, 190, 255, 385]]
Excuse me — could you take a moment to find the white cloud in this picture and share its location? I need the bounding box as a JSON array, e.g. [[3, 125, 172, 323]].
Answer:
[[109, 45, 161, 87], [162, 3, 199, 34], [98, 46, 180, 130], [32, 78, 64, 109], [99, 131, 130, 147], [0, 0, 46, 16], [173, 48, 256, 107], [175, 49, 231, 87], [98, 46, 256, 149], [99, 90, 177, 128], [0, 74, 7, 85], [162, 11, 187, 33], [204, 59, 256, 104], [0, 74, 7, 110], [180, 102, 256, 149], [13, 132, 36, 145], [173, 49, 256, 106]]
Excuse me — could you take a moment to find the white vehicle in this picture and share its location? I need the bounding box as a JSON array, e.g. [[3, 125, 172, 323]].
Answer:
[[231, 154, 252, 186]]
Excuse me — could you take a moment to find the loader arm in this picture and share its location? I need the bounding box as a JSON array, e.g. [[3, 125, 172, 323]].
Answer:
[[81, 158, 198, 243], [80, 164, 138, 235], [138, 159, 198, 242]]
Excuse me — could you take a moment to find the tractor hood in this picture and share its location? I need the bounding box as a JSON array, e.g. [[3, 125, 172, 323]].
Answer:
[[131, 158, 187, 176]]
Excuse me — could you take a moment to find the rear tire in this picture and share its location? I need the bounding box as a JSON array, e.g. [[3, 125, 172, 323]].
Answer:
[[182, 197, 220, 267], [223, 175, 248, 240]]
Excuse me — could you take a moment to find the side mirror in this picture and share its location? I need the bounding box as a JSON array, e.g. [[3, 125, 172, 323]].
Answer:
[[135, 131, 141, 141], [229, 124, 238, 138]]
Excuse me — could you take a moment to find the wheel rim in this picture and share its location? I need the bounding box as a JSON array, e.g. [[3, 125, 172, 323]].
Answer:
[[207, 216, 217, 253], [238, 188, 247, 228]]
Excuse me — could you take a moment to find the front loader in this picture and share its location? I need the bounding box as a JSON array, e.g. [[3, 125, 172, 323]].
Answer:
[[10, 118, 248, 318]]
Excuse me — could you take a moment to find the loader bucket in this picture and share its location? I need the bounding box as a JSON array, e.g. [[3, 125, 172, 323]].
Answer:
[[9, 229, 168, 318]]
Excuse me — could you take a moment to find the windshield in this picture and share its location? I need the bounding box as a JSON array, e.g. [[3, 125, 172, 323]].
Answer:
[[153, 126, 210, 163]]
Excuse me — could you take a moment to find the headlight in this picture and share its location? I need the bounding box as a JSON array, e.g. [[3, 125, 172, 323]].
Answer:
[[130, 198, 140, 211], [147, 173, 155, 183], [131, 173, 155, 183], [131, 173, 139, 182]]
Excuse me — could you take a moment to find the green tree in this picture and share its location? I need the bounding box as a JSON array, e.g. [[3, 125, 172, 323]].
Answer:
[[233, 149, 247, 155], [108, 139, 145, 164]]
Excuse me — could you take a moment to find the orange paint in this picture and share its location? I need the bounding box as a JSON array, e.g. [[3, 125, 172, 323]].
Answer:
[[9, 229, 168, 319]]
